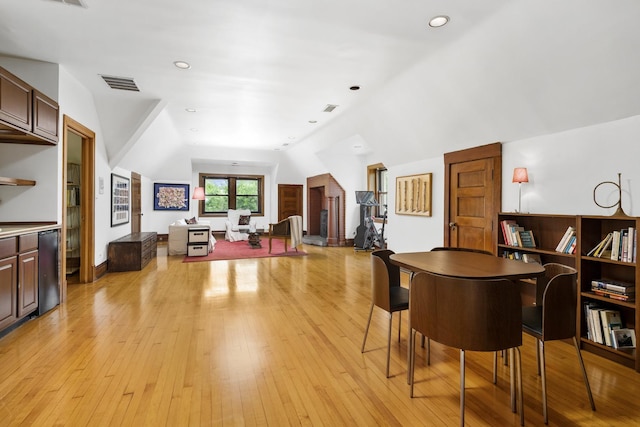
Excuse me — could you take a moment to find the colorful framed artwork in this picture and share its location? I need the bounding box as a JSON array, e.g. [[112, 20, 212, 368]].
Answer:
[[153, 183, 190, 211], [395, 173, 432, 216], [111, 173, 130, 226]]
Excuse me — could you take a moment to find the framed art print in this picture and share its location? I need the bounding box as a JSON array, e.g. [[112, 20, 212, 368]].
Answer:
[[153, 183, 190, 211], [111, 173, 130, 226], [396, 173, 432, 216]]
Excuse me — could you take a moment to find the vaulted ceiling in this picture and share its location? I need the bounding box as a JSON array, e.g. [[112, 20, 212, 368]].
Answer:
[[2, 1, 639, 178]]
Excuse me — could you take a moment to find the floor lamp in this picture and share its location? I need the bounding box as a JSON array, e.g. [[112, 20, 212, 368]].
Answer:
[[512, 168, 528, 213]]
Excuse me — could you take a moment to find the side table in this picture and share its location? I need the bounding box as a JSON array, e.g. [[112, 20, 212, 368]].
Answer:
[[248, 232, 261, 249]]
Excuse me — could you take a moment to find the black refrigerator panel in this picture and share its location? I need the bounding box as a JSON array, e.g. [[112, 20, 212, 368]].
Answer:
[[38, 229, 60, 315]]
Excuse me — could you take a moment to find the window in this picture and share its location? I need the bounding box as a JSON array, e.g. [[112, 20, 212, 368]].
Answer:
[[199, 174, 264, 216], [367, 164, 388, 219]]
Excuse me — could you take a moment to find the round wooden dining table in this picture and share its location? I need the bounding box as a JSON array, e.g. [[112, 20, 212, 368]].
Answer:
[[389, 249, 545, 414], [389, 250, 545, 280]]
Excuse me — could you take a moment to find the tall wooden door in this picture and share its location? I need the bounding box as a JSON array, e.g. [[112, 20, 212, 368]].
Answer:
[[444, 143, 502, 254], [278, 184, 303, 221], [131, 172, 141, 233]]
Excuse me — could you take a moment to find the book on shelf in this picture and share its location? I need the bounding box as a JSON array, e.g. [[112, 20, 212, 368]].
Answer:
[[599, 309, 623, 347], [591, 279, 635, 302], [583, 301, 599, 342], [555, 226, 575, 253], [522, 253, 541, 264], [596, 233, 614, 258], [587, 232, 611, 257], [500, 220, 517, 245], [518, 230, 536, 248], [611, 328, 636, 349], [610, 230, 621, 261], [589, 306, 604, 344]]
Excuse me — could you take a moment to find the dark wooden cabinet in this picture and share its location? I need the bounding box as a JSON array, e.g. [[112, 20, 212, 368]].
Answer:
[[0, 233, 39, 332], [32, 90, 59, 143], [0, 253, 17, 331], [0, 67, 32, 132], [17, 233, 38, 318], [0, 66, 58, 145], [108, 232, 157, 272]]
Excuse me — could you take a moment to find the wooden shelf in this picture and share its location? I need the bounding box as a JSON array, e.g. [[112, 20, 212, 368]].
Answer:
[[498, 212, 639, 372], [0, 176, 36, 186]]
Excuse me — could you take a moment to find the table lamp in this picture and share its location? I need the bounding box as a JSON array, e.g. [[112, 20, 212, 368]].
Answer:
[[512, 168, 528, 213], [192, 186, 205, 200]]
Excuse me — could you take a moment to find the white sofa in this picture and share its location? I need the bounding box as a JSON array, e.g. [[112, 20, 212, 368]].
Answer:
[[225, 209, 253, 241], [168, 219, 216, 255]]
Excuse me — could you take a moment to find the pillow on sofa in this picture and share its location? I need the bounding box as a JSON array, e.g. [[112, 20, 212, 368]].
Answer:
[[238, 215, 251, 225]]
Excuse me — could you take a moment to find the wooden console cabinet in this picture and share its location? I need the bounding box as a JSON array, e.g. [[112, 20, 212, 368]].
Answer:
[[108, 232, 157, 272]]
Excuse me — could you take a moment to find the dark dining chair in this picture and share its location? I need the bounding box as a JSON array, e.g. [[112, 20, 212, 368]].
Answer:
[[425, 246, 496, 370], [522, 263, 595, 424], [361, 249, 409, 378], [409, 271, 524, 426]]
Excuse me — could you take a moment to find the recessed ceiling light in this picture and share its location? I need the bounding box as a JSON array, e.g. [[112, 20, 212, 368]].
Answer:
[[174, 60, 191, 69], [309, 120, 317, 124], [350, 85, 360, 91], [429, 15, 449, 28], [185, 108, 196, 113], [190, 128, 199, 132], [282, 143, 289, 147]]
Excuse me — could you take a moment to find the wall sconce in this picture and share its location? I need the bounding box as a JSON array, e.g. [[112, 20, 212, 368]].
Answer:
[[512, 167, 529, 213], [192, 186, 205, 200]]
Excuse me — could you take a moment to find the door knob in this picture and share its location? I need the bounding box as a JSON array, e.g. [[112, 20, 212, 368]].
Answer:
[[449, 222, 457, 228]]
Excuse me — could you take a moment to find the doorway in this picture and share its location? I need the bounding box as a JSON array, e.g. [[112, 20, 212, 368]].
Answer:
[[444, 142, 502, 254], [62, 116, 95, 300], [277, 184, 303, 222], [131, 172, 141, 233]]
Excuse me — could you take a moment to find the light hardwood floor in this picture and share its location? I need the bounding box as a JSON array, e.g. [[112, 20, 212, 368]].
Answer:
[[1, 243, 639, 426]]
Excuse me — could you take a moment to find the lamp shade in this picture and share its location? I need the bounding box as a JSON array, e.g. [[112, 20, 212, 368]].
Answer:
[[512, 167, 529, 183], [192, 186, 205, 200]]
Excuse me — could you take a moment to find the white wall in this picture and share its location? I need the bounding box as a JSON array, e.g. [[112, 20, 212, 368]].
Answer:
[[382, 115, 640, 253]]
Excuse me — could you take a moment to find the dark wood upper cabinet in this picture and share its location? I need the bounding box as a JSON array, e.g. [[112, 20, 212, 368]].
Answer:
[[0, 66, 58, 145]]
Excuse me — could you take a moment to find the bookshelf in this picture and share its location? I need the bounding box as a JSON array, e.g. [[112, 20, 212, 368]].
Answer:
[[497, 212, 640, 372], [66, 163, 81, 275], [579, 216, 638, 371]]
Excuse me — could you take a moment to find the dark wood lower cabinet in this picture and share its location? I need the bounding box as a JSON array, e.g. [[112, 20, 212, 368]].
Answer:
[[0, 255, 17, 330], [18, 249, 38, 318], [108, 232, 157, 272]]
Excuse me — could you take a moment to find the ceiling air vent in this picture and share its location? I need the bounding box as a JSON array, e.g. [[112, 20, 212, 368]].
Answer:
[[323, 104, 338, 113], [49, 0, 88, 8], [100, 75, 140, 92]]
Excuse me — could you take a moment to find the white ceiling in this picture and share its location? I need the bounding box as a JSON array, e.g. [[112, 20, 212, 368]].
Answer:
[[2, 0, 640, 175]]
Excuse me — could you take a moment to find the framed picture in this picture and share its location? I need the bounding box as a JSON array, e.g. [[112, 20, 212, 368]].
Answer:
[[396, 173, 432, 216], [111, 173, 130, 227], [611, 328, 636, 349], [153, 183, 190, 211]]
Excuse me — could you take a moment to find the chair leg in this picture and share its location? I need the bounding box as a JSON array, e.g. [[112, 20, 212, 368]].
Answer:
[[386, 312, 393, 378], [410, 329, 416, 397], [539, 340, 548, 424], [536, 338, 541, 375], [427, 337, 430, 366], [460, 349, 465, 427], [268, 238, 273, 254], [515, 347, 524, 426], [398, 311, 402, 342], [361, 303, 374, 353], [573, 336, 596, 411], [493, 351, 498, 384]]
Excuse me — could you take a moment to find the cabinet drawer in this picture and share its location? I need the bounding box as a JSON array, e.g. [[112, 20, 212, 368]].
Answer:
[[0, 237, 17, 259], [19, 233, 38, 252], [188, 228, 210, 243], [187, 243, 208, 257]]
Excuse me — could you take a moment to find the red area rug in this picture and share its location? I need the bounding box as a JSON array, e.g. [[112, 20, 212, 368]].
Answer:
[[183, 238, 306, 262]]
